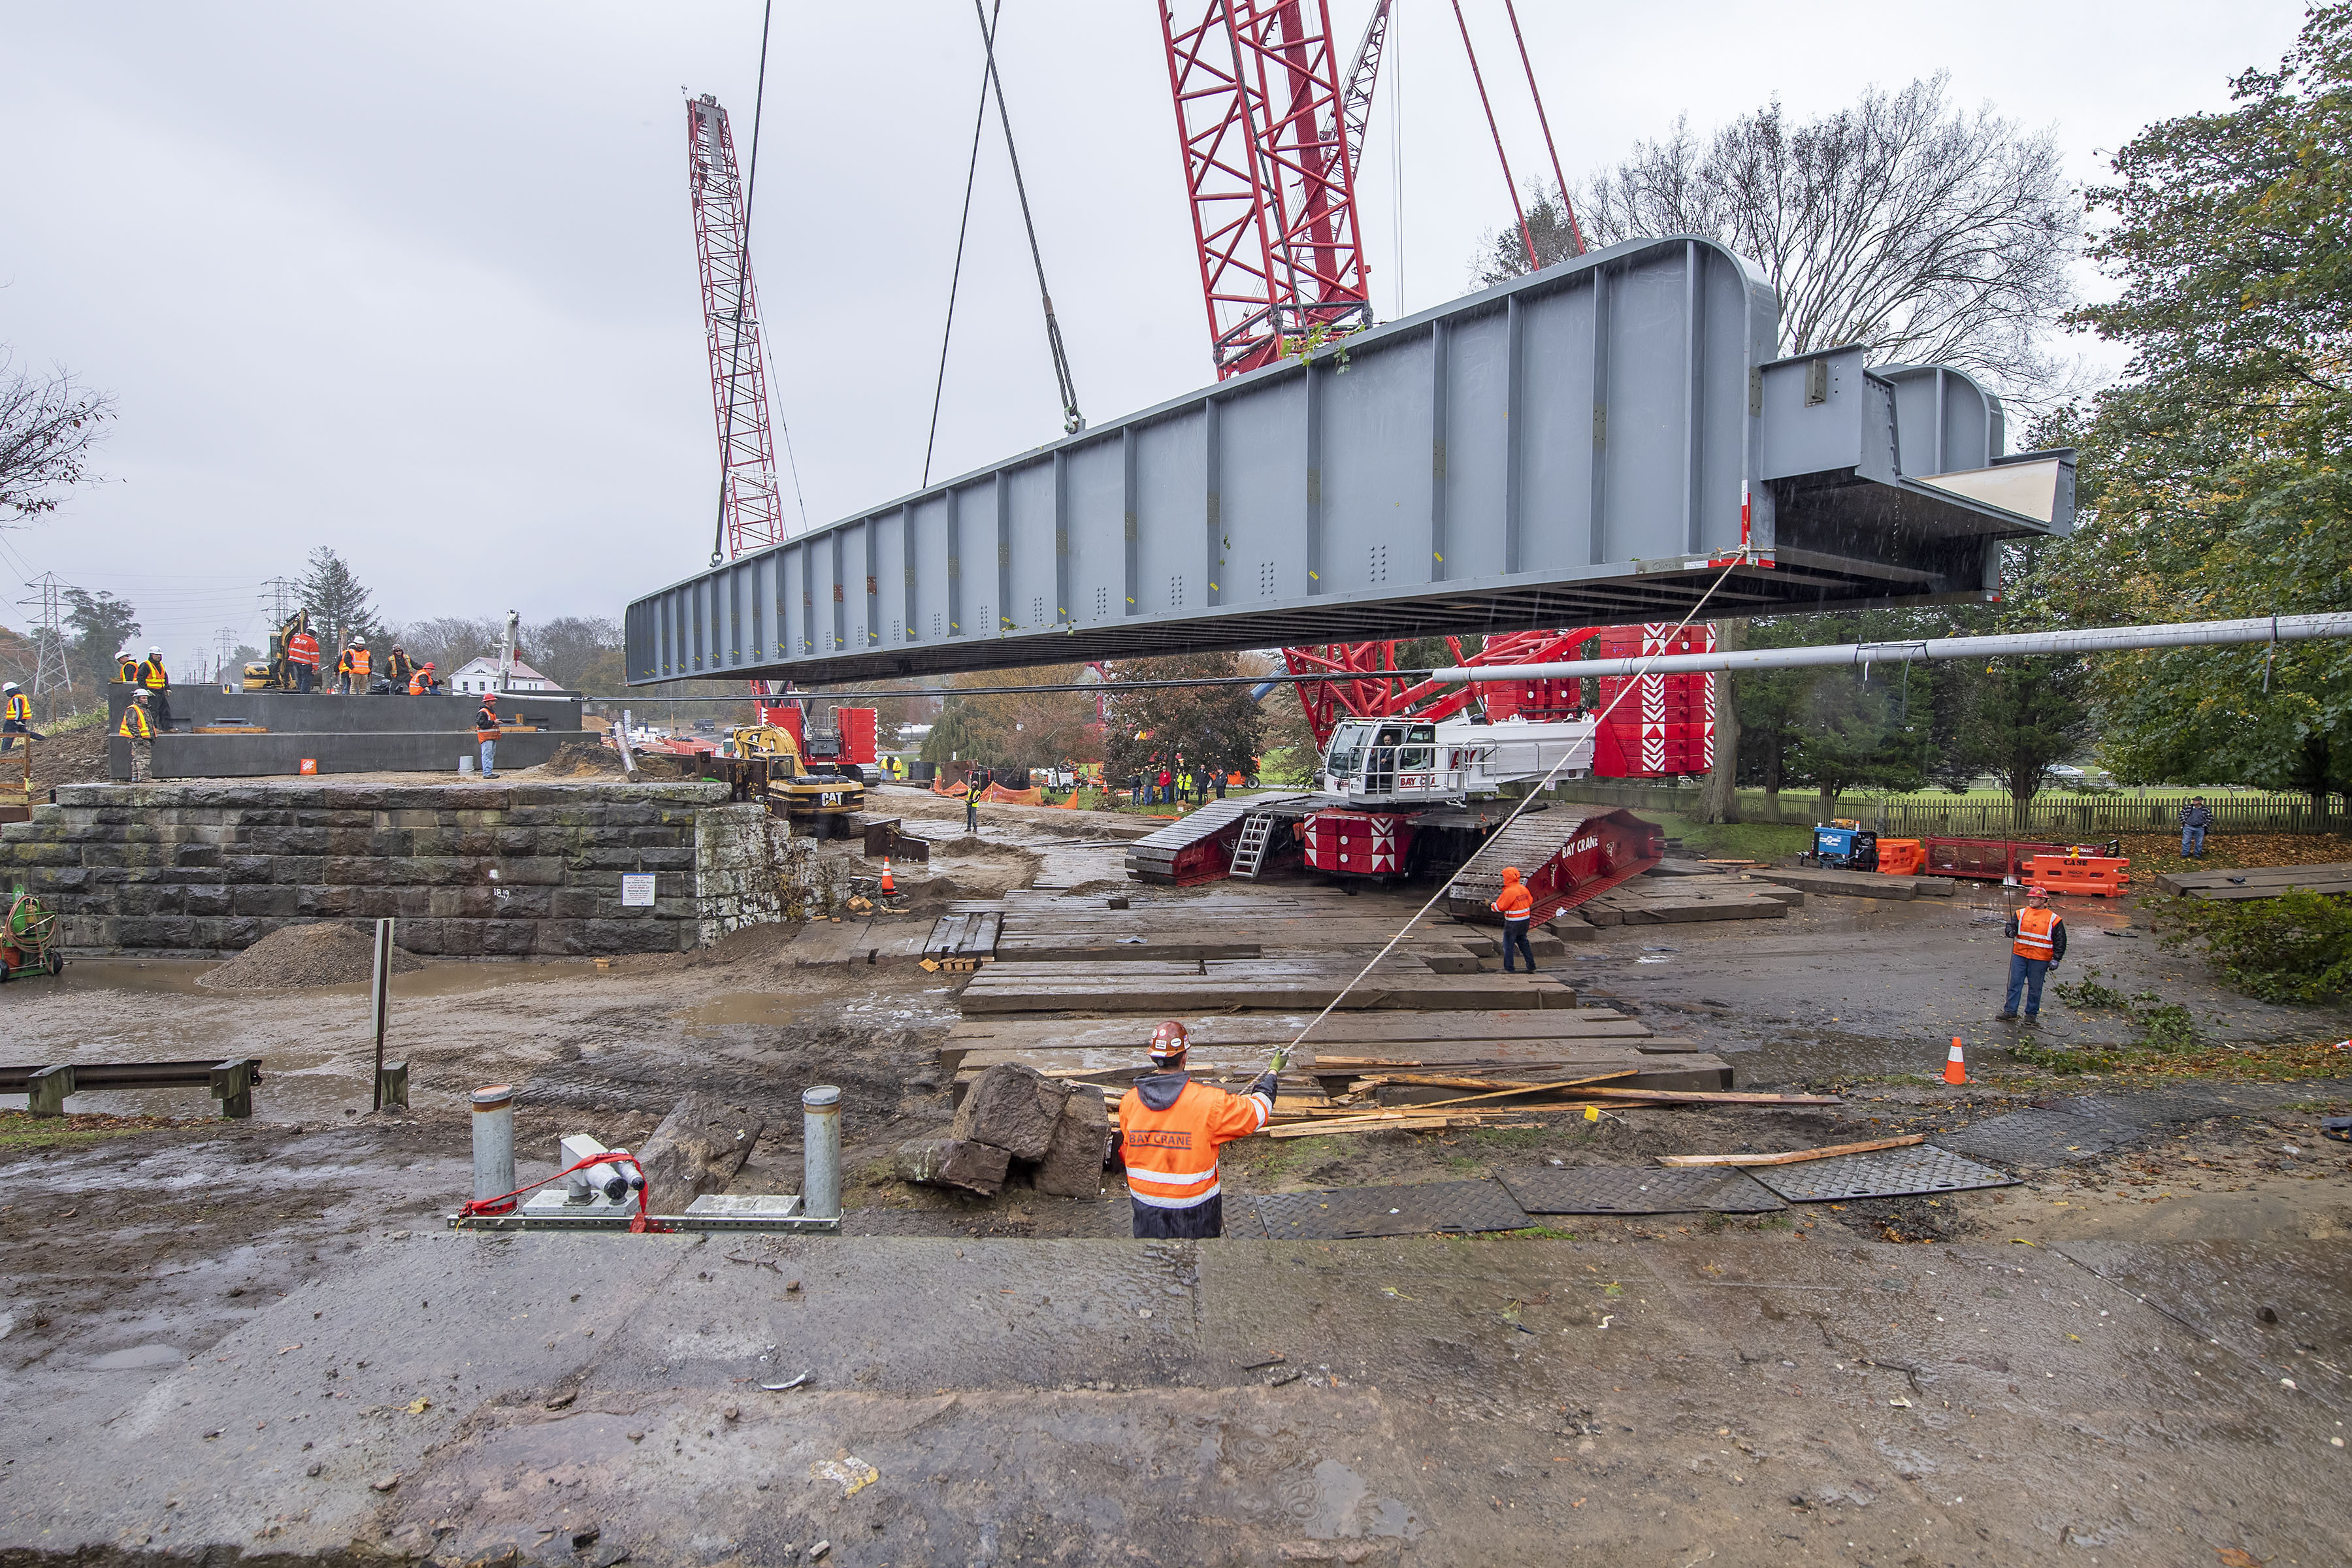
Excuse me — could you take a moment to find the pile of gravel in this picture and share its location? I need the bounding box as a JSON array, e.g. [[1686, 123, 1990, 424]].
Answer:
[[198, 923, 427, 992]]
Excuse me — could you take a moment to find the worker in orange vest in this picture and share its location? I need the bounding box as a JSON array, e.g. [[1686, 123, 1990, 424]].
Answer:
[[286, 625, 320, 693], [408, 661, 440, 696], [1999, 885, 2067, 1022], [1114, 1021, 1277, 1239], [474, 691, 501, 779], [1490, 864, 1537, 973], [1, 681, 40, 754]]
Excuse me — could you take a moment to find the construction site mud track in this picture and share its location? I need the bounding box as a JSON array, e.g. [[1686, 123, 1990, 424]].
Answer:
[[2, 785, 2348, 1567]]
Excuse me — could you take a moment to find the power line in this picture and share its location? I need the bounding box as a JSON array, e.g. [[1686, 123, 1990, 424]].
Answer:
[[16, 572, 74, 719], [973, 0, 1083, 435], [924, 0, 1002, 489]]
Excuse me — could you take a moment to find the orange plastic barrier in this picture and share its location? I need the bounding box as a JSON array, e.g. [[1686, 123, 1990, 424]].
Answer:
[[980, 783, 1043, 805], [2023, 854, 2132, 898], [1875, 838, 1924, 876]]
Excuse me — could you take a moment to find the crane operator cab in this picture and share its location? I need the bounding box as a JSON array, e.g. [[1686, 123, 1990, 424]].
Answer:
[[1320, 714, 1599, 806]]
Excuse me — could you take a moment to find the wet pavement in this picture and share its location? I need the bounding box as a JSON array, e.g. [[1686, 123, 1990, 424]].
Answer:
[[5, 1224, 2347, 1565]]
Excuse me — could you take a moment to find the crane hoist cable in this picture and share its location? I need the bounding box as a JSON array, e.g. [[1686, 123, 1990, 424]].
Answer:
[[925, 0, 1004, 488], [972, 0, 1085, 436]]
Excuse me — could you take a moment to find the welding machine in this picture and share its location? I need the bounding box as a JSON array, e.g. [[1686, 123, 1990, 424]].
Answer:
[[1813, 824, 1878, 871]]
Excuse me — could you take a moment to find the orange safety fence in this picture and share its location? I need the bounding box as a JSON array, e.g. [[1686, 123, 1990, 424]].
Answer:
[[980, 783, 1043, 805]]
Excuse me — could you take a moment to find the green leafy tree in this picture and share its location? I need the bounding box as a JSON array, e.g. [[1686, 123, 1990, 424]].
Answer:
[[294, 547, 384, 656], [1103, 652, 1265, 786], [2040, 7, 2352, 820], [63, 586, 139, 689]]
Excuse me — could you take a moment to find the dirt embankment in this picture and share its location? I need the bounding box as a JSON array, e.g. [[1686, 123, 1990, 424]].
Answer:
[[197, 922, 425, 991]]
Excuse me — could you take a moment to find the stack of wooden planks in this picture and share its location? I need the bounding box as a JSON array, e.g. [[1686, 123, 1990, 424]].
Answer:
[[956, 955, 1579, 1013], [921, 911, 1002, 972], [2153, 861, 2352, 901], [1580, 872, 1796, 925]]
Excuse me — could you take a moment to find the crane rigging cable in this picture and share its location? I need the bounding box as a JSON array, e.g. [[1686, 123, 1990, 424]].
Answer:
[[925, 0, 1004, 489], [974, 0, 1086, 436]]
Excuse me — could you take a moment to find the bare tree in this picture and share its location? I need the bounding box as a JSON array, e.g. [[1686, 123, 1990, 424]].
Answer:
[[1559, 76, 2076, 826], [1, 350, 114, 525], [1579, 75, 2076, 399]]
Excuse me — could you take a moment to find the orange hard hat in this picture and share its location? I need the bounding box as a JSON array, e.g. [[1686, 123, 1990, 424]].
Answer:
[[1147, 1019, 1190, 1064]]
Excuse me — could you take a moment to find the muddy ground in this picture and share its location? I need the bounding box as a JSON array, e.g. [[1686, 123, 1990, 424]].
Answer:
[[4, 791, 2350, 1564]]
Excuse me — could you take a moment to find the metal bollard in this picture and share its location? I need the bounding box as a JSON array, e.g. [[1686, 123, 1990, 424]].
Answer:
[[802, 1085, 841, 1220], [470, 1085, 517, 1213]]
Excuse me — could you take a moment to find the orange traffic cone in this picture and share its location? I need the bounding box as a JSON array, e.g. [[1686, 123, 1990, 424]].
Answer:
[[879, 858, 896, 896], [1943, 1036, 1968, 1085]]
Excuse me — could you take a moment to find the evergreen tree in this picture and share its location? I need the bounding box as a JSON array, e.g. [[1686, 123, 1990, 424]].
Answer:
[[294, 547, 383, 655]]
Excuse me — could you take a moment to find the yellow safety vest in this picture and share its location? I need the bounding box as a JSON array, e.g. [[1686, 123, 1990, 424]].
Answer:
[[118, 704, 155, 739]]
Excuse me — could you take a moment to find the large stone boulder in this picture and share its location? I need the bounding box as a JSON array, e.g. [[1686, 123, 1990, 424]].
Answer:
[[950, 1063, 1073, 1162], [636, 1093, 766, 1213], [893, 1137, 1011, 1196], [1032, 1084, 1109, 1199]]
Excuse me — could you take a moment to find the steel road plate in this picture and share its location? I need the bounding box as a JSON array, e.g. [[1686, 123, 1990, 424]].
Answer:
[[1749, 1145, 2019, 1203], [1936, 1109, 2132, 1168], [1498, 1166, 1786, 1215], [1246, 1181, 1532, 1240]]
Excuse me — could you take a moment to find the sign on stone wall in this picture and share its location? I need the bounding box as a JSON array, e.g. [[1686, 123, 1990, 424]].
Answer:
[[621, 874, 657, 907]]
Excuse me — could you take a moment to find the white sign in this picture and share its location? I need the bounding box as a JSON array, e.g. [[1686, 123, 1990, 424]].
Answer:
[[621, 874, 657, 907]]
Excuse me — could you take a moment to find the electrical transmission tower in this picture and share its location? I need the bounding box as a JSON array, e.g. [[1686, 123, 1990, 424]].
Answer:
[[18, 572, 75, 721], [216, 628, 236, 683], [263, 577, 296, 625]]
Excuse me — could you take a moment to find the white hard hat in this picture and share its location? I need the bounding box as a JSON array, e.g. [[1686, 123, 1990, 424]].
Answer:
[[149, 645, 162, 655], [3, 681, 18, 693]]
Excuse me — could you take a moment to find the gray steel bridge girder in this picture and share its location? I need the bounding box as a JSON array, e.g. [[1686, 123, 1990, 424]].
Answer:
[[629, 236, 2068, 687]]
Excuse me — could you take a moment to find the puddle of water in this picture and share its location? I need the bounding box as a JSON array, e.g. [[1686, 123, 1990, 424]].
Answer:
[[683, 994, 804, 1030], [86, 1343, 188, 1371]]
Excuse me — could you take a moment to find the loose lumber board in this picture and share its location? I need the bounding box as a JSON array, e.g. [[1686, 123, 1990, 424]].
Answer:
[[938, 1009, 1682, 1071], [2154, 861, 2352, 900], [1744, 867, 1953, 900], [955, 965, 1578, 1015], [1656, 1133, 1925, 1168], [1580, 875, 1791, 926]]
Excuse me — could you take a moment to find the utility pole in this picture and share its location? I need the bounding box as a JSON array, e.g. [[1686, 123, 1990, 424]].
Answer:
[[17, 573, 75, 723], [262, 577, 296, 626], [216, 628, 235, 685]]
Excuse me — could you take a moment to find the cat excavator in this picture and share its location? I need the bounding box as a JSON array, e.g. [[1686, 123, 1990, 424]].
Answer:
[[721, 721, 864, 836]]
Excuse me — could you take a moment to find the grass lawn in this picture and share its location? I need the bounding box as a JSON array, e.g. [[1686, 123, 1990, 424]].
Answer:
[[1634, 811, 1812, 862]]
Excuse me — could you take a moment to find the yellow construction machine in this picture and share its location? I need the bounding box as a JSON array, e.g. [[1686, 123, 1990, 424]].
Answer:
[[243, 608, 314, 692], [725, 723, 864, 835]]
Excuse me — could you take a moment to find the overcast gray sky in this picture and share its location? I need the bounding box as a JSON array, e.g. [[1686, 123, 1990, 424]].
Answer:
[[0, 0, 2308, 668]]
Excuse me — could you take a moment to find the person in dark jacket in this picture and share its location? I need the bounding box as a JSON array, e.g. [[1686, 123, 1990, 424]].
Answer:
[[2179, 797, 2213, 858]]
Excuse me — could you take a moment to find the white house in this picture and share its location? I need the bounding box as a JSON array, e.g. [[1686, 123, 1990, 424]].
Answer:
[[447, 655, 559, 694]]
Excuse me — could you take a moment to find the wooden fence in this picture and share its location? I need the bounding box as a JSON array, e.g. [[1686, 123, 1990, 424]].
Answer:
[[1551, 782, 2345, 837]]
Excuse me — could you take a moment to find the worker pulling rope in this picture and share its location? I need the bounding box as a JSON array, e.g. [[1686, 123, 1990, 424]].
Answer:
[[1267, 553, 1751, 1074]]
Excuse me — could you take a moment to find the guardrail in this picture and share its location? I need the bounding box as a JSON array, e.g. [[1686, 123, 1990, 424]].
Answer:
[[0, 1058, 261, 1118]]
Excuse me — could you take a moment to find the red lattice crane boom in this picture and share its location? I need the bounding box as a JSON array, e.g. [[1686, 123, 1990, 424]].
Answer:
[[687, 93, 787, 561], [1158, 1, 1373, 378]]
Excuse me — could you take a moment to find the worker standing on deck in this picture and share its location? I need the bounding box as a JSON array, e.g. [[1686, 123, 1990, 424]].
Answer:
[[475, 691, 501, 779], [287, 622, 319, 693], [965, 768, 985, 833], [116, 651, 140, 685], [118, 689, 156, 782], [1490, 865, 1537, 973], [1115, 1021, 1277, 1239], [1, 682, 42, 753], [384, 644, 416, 694], [137, 645, 172, 730], [1997, 885, 2066, 1022]]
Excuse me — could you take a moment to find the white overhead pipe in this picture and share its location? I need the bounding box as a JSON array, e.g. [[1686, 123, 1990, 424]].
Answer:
[[1428, 613, 2352, 683]]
